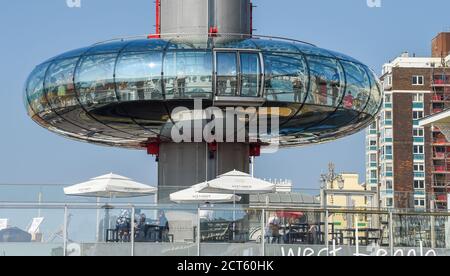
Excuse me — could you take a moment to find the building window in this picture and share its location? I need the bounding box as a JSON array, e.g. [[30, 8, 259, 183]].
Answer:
[[370, 170, 377, 179], [414, 163, 425, 172], [386, 180, 393, 190], [385, 111, 392, 120], [413, 128, 424, 137], [386, 145, 393, 155], [370, 154, 377, 162], [413, 111, 424, 120], [386, 198, 394, 207], [370, 140, 377, 147], [414, 180, 425, 189], [414, 199, 425, 208], [413, 93, 424, 102], [385, 94, 392, 103], [412, 75, 424, 86], [386, 165, 393, 174], [386, 75, 392, 86], [413, 145, 424, 154], [385, 128, 393, 139]]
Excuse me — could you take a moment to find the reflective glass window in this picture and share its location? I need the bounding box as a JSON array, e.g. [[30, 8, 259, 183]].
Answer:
[[340, 61, 371, 111], [263, 53, 308, 102], [240, 53, 261, 97], [26, 63, 51, 116], [166, 39, 210, 50], [216, 52, 238, 96], [214, 39, 258, 50], [45, 58, 78, 109], [323, 50, 361, 64], [253, 40, 300, 53], [87, 41, 128, 54], [123, 39, 168, 52], [48, 47, 91, 62], [75, 54, 118, 106], [294, 44, 335, 58], [116, 52, 163, 101], [305, 55, 344, 107], [164, 51, 213, 99], [366, 68, 382, 115]]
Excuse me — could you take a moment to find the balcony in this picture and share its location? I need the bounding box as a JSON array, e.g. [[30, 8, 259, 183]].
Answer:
[[433, 166, 450, 173], [432, 75, 450, 86], [433, 138, 450, 145], [433, 108, 444, 114], [436, 194, 448, 202], [433, 152, 446, 159]]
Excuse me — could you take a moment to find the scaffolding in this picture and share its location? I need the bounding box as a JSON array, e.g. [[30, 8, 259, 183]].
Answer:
[[430, 61, 450, 210]]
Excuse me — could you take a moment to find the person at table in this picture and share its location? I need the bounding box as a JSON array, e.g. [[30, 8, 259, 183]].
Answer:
[[135, 213, 147, 242], [265, 213, 281, 244], [116, 210, 131, 242], [157, 211, 170, 242]]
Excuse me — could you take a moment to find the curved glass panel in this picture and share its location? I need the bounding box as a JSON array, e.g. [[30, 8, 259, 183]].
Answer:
[[253, 39, 300, 53], [324, 49, 362, 64], [164, 51, 213, 99], [87, 41, 128, 54], [48, 47, 91, 62], [216, 52, 238, 96], [240, 53, 261, 97], [365, 68, 382, 115], [26, 63, 51, 116], [75, 54, 118, 106], [214, 39, 258, 49], [166, 39, 210, 50], [340, 61, 370, 111], [116, 52, 163, 101], [123, 39, 168, 52], [305, 55, 344, 107], [263, 53, 308, 102], [45, 58, 78, 109], [294, 44, 335, 58]]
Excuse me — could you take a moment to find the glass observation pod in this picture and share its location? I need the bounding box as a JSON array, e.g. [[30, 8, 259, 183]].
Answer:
[[24, 34, 382, 149]]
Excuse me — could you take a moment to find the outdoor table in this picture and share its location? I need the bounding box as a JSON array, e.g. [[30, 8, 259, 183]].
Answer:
[[338, 228, 382, 246]]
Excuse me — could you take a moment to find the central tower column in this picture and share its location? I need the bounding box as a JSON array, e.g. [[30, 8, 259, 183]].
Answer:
[[157, 142, 250, 203], [159, 0, 252, 36]]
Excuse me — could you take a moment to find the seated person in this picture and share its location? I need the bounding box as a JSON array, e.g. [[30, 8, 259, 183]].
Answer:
[[134, 213, 147, 242], [116, 210, 131, 242], [265, 213, 281, 244]]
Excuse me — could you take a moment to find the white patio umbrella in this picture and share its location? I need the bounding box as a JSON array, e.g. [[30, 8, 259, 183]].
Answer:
[[194, 170, 276, 195], [195, 170, 276, 239], [170, 184, 242, 204], [64, 173, 157, 198], [64, 173, 157, 242]]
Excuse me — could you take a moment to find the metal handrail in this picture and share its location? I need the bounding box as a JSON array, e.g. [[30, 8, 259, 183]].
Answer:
[[90, 33, 317, 47]]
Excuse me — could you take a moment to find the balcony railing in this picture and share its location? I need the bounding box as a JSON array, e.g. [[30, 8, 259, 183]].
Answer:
[[434, 138, 449, 145]]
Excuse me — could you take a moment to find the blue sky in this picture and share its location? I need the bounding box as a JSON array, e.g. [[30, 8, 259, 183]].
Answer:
[[1, 0, 449, 190]]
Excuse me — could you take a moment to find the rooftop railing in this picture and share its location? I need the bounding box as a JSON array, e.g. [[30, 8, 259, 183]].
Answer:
[[0, 203, 449, 256]]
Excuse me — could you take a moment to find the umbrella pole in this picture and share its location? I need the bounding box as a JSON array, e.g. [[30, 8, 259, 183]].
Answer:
[[233, 191, 236, 241], [96, 197, 100, 242]]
